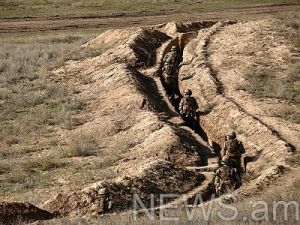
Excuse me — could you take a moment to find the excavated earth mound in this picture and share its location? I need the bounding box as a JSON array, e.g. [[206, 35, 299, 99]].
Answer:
[[0, 202, 54, 225], [42, 161, 205, 217], [179, 20, 297, 196], [39, 21, 217, 218], [2, 19, 299, 222]]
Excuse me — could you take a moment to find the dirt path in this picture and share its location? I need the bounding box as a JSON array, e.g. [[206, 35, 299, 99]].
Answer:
[[0, 4, 299, 33]]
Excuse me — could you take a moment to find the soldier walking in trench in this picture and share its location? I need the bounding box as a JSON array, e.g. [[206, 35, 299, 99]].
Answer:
[[214, 131, 246, 195], [162, 45, 181, 102], [179, 89, 199, 128]]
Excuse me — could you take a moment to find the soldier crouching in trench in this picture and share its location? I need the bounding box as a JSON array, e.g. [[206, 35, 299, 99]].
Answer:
[[214, 131, 246, 195]]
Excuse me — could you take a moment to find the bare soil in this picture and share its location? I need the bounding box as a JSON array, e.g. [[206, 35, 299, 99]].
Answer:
[[0, 4, 300, 224]]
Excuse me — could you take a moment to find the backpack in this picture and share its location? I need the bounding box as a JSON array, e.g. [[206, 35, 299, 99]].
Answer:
[[225, 139, 241, 157]]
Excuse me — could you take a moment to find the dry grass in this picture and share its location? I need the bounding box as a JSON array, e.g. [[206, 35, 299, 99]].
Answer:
[[0, 30, 103, 199], [0, 0, 298, 19], [240, 64, 300, 103], [237, 16, 300, 124], [63, 133, 99, 158]]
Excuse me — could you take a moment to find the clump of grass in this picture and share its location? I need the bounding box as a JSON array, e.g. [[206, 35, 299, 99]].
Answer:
[[0, 171, 38, 194], [0, 162, 12, 175], [277, 109, 300, 124], [21, 158, 67, 172], [239, 63, 300, 103], [63, 133, 99, 158], [279, 15, 300, 48]]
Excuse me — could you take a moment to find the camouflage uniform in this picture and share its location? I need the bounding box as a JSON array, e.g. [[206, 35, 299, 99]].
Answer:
[[162, 46, 181, 97], [179, 91, 199, 119], [221, 134, 245, 172], [214, 165, 240, 195], [214, 132, 245, 195]]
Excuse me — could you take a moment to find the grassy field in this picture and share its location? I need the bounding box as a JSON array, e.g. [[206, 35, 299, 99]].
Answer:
[[239, 15, 300, 123], [0, 29, 107, 203], [0, 0, 299, 18]]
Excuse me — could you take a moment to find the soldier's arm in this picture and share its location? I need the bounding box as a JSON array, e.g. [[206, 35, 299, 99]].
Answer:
[[193, 98, 199, 110], [238, 141, 246, 154], [179, 100, 184, 114], [221, 141, 227, 157], [163, 54, 169, 63]]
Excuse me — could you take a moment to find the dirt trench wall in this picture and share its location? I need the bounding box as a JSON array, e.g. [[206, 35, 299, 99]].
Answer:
[[41, 23, 218, 217], [179, 22, 294, 188], [0, 202, 54, 225], [43, 161, 205, 217]]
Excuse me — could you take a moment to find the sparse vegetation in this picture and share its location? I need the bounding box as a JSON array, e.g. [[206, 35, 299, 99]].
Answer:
[[63, 133, 99, 158], [21, 158, 67, 172], [0, 2, 299, 222], [240, 65, 300, 102], [237, 16, 300, 124], [0, 30, 102, 200], [0, 0, 298, 19]]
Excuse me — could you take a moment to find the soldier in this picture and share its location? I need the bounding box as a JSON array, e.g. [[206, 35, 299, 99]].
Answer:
[[179, 89, 199, 119], [221, 131, 245, 175], [162, 45, 181, 99], [214, 131, 245, 195], [214, 165, 238, 195]]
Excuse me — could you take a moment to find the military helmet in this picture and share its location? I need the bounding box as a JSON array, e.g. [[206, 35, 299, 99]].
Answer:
[[227, 131, 236, 140], [184, 89, 192, 96], [171, 45, 177, 51]]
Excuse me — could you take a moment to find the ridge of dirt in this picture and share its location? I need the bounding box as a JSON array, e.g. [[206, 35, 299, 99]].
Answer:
[[2, 18, 299, 223], [38, 21, 218, 217], [0, 202, 54, 225], [42, 161, 206, 217], [208, 19, 300, 152], [179, 21, 295, 197]]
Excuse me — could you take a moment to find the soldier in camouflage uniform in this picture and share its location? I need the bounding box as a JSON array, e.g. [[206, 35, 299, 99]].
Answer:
[[214, 131, 245, 195], [179, 89, 199, 128], [214, 165, 238, 195], [221, 131, 245, 173], [162, 45, 181, 100]]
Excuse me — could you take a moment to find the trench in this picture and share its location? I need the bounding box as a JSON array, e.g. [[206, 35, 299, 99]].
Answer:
[[148, 29, 222, 205], [3, 21, 297, 222], [158, 33, 211, 152]]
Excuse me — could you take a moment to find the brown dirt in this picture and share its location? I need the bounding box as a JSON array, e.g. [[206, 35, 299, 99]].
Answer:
[[208, 19, 300, 152], [42, 161, 206, 217], [178, 21, 297, 197], [2, 11, 300, 223], [36, 22, 217, 217], [0, 202, 54, 225], [40, 18, 299, 217]]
